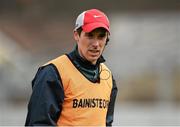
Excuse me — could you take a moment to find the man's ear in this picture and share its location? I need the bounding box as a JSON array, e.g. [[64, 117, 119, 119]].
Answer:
[[73, 31, 79, 42], [105, 37, 109, 46]]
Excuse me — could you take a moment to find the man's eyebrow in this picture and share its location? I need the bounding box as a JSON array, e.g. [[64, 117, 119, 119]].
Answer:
[[98, 33, 106, 36], [85, 32, 93, 36]]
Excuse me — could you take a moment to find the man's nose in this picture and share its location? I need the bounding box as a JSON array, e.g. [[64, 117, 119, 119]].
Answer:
[[92, 38, 100, 47]]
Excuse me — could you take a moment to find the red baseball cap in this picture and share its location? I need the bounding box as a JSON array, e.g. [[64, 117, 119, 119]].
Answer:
[[74, 9, 110, 33]]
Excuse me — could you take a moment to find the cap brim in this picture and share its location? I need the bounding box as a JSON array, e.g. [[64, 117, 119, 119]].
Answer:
[[82, 22, 110, 33]]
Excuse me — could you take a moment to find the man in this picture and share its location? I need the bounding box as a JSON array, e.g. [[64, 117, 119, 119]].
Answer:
[[25, 9, 118, 126]]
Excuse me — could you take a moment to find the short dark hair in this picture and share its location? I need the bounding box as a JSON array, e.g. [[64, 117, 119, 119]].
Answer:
[[76, 27, 83, 36]]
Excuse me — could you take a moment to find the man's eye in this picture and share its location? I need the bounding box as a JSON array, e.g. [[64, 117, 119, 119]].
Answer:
[[99, 34, 106, 37], [98, 35, 106, 39], [88, 34, 93, 37], [86, 34, 94, 39]]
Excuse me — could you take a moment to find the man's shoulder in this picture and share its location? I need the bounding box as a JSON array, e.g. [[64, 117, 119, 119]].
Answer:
[[36, 64, 58, 78]]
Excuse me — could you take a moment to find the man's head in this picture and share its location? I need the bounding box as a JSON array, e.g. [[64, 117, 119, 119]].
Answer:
[[73, 9, 110, 65]]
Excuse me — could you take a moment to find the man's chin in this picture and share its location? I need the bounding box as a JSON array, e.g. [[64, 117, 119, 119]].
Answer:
[[88, 57, 99, 64]]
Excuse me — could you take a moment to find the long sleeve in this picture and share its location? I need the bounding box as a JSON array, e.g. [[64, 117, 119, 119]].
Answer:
[[106, 75, 118, 126], [25, 64, 64, 126]]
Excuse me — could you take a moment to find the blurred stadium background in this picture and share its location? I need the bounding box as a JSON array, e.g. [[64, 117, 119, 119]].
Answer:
[[0, 0, 179, 126]]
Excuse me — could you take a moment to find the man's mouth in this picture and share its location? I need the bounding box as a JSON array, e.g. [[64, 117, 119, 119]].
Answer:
[[88, 49, 100, 56], [89, 50, 99, 53]]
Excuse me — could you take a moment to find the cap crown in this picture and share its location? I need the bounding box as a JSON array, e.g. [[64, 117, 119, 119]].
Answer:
[[75, 9, 110, 33]]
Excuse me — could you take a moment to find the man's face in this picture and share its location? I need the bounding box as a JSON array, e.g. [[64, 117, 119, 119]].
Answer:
[[74, 28, 108, 65]]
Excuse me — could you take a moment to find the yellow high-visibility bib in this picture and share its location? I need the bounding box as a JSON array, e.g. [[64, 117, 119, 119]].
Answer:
[[46, 55, 112, 126]]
